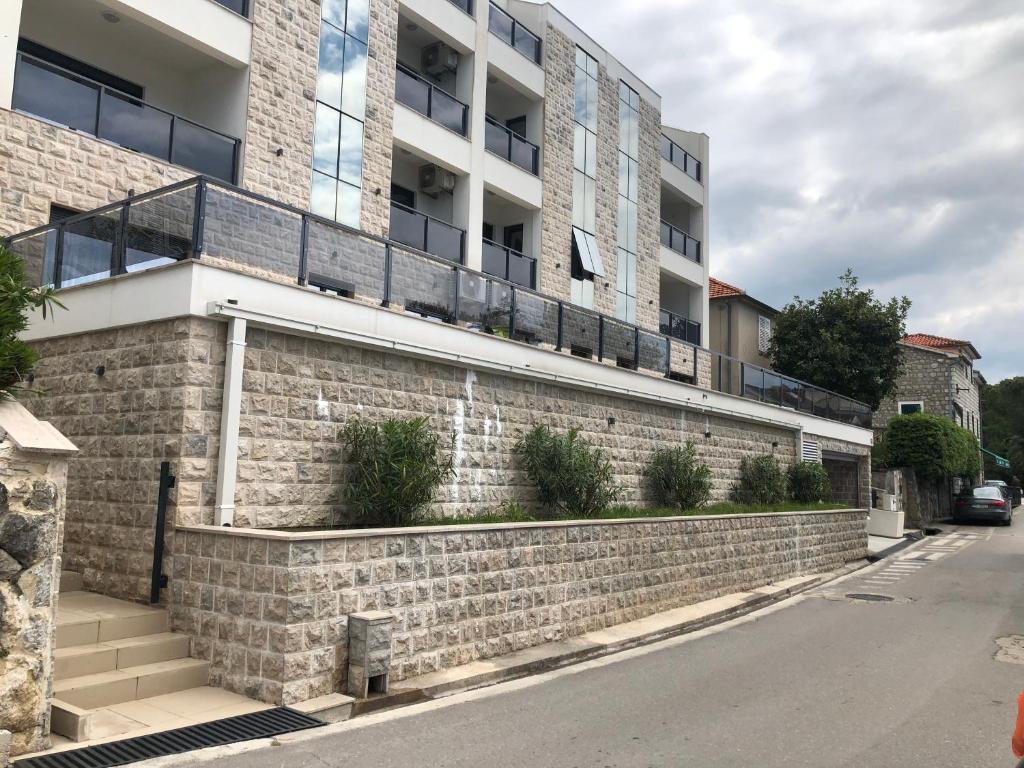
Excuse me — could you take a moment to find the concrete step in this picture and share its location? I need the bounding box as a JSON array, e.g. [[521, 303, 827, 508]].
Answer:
[[60, 570, 83, 593], [55, 633, 192, 680], [53, 658, 211, 710], [57, 592, 168, 648]]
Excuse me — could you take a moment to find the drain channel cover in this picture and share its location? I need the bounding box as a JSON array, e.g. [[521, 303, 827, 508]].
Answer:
[[16, 707, 324, 768], [846, 593, 895, 602]]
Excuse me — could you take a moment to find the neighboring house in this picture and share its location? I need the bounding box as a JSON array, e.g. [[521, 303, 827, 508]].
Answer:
[[874, 334, 984, 440], [707, 277, 779, 369]]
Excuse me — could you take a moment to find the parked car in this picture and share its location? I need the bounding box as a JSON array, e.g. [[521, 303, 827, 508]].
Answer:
[[955, 486, 1013, 526], [984, 480, 1021, 507]]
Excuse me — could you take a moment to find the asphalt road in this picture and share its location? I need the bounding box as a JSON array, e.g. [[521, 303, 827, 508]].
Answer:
[[186, 515, 1024, 768]]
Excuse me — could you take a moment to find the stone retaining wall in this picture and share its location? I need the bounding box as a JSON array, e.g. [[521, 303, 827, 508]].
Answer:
[[170, 510, 867, 704]]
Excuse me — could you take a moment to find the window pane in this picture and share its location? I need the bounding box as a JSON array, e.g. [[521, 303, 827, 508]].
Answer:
[[626, 295, 636, 324], [628, 158, 638, 200], [317, 22, 345, 109], [311, 171, 337, 220], [313, 102, 340, 176], [618, 153, 628, 197], [586, 52, 598, 78], [572, 171, 585, 229], [341, 36, 368, 119], [346, 0, 369, 42], [625, 199, 637, 252], [574, 67, 588, 124], [583, 177, 596, 233], [626, 251, 636, 294], [629, 111, 639, 157], [322, 0, 345, 27], [338, 113, 363, 185], [586, 76, 598, 131], [14, 58, 99, 134], [98, 92, 172, 161], [171, 120, 237, 182], [573, 123, 585, 172], [585, 129, 596, 177], [616, 247, 628, 293], [337, 181, 361, 228], [575, 47, 587, 71], [617, 196, 628, 250], [619, 81, 630, 105], [619, 100, 630, 154]]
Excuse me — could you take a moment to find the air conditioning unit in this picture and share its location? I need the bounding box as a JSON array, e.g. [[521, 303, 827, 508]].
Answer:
[[422, 42, 458, 76], [419, 164, 456, 197]]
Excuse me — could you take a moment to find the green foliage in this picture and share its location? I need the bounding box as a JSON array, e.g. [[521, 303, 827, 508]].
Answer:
[[730, 454, 787, 506], [787, 461, 833, 503], [341, 416, 455, 527], [768, 270, 911, 410], [644, 443, 712, 511], [0, 246, 63, 397], [980, 377, 1024, 482], [878, 412, 981, 481], [513, 425, 620, 518]]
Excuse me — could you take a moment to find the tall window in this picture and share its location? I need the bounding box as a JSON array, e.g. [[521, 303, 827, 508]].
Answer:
[[616, 81, 639, 323], [758, 315, 772, 354], [571, 47, 604, 308], [311, 0, 369, 228]]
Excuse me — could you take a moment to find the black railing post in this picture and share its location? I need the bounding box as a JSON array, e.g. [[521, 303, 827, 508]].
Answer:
[[633, 327, 640, 370], [664, 335, 671, 377], [693, 344, 699, 383], [298, 214, 309, 285], [508, 286, 517, 339], [190, 179, 207, 258], [597, 315, 605, 362], [95, 87, 104, 138], [168, 115, 177, 165], [114, 192, 131, 276], [556, 301, 564, 351], [53, 225, 65, 289], [382, 243, 393, 307], [451, 266, 461, 324], [150, 460, 176, 605]]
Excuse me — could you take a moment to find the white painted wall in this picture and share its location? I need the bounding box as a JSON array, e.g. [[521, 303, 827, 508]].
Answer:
[[0, 0, 23, 110]]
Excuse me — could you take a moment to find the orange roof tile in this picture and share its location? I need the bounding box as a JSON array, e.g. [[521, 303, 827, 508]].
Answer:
[[902, 333, 980, 359], [709, 277, 744, 299]]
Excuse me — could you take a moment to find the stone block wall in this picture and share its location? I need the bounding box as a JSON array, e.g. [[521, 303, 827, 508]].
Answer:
[[0, 435, 70, 756], [873, 345, 954, 432], [807, 434, 872, 509], [170, 510, 867, 704]]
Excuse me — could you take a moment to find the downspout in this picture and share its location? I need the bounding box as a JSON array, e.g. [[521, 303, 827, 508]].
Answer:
[[214, 316, 246, 526]]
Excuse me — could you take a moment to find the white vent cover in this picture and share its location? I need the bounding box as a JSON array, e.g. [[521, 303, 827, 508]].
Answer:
[[802, 439, 821, 463]]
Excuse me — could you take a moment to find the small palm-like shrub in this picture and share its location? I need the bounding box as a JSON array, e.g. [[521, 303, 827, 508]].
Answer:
[[787, 461, 832, 503], [514, 425, 619, 518], [342, 416, 455, 527], [0, 246, 62, 397], [644, 443, 712, 511], [731, 454, 786, 506]]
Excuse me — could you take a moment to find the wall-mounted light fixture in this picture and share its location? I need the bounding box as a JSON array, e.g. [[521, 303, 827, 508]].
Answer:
[[95, 365, 105, 377]]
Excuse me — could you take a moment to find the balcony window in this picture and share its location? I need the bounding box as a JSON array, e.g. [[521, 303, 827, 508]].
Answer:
[[488, 4, 542, 64], [395, 65, 468, 136], [11, 52, 239, 182], [484, 117, 539, 175]]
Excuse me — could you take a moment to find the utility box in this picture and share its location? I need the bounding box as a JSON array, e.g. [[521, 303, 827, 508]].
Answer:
[[347, 611, 394, 698], [868, 508, 905, 538]]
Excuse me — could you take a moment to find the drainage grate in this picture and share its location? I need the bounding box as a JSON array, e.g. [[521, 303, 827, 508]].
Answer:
[[846, 593, 895, 602], [17, 707, 324, 768]]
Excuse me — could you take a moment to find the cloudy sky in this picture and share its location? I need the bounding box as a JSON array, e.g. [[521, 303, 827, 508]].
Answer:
[[554, 0, 1024, 382]]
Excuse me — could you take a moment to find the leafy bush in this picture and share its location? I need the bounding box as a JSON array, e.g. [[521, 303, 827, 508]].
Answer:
[[730, 454, 787, 505], [514, 425, 619, 518], [0, 246, 62, 397], [644, 443, 712, 511], [787, 461, 832, 503], [880, 412, 981, 481], [341, 416, 455, 527]]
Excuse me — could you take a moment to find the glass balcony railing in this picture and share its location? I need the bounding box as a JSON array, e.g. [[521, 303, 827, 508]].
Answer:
[[394, 64, 468, 136], [2, 176, 872, 428], [481, 238, 536, 289], [448, 0, 472, 14], [212, 0, 249, 15], [660, 135, 702, 182], [660, 221, 701, 263], [12, 53, 240, 183], [488, 3, 542, 64], [484, 117, 539, 175], [659, 309, 701, 346], [389, 203, 466, 264]]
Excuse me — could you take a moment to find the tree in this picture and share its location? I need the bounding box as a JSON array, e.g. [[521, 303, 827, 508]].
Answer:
[[0, 246, 62, 397], [980, 377, 1024, 482], [768, 270, 911, 410]]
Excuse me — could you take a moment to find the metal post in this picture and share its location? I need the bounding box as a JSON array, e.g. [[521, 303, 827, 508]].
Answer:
[[53, 225, 65, 289], [168, 116, 176, 165], [508, 287, 517, 339], [150, 461, 176, 604], [556, 302, 564, 351], [664, 335, 671, 377], [451, 266, 460, 324], [114, 192, 131, 276], [298, 214, 309, 286], [740, 362, 746, 398], [95, 87, 104, 138], [597, 316, 605, 362], [190, 179, 207, 258], [382, 243, 393, 307], [633, 327, 640, 370]]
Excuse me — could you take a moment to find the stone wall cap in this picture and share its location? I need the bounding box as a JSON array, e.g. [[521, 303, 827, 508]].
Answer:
[[178, 509, 868, 542], [349, 610, 394, 623], [0, 400, 78, 454]]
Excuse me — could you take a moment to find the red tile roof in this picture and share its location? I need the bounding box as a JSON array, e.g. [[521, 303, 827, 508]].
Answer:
[[709, 277, 744, 299], [902, 333, 980, 359]]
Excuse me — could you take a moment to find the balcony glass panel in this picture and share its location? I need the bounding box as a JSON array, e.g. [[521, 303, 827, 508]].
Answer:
[[8, 231, 53, 288], [488, 5, 514, 44], [481, 239, 507, 279], [603, 318, 636, 369], [638, 330, 668, 374], [390, 246, 456, 322], [781, 378, 801, 410], [430, 88, 467, 134], [213, 0, 248, 14], [512, 291, 559, 347], [61, 212, 119, 287], [458, 272, 513, 334], [507, 249, 535, 289], [561, 305, 599, 358], [509, 133, 538, 174], [99, 92, 172, 162], [171, 119, 238, 183], [306, 219, 387, 300], [13, 57, 99, 133], [448, 0, 472, 13], [203, 186, 302, 278], [514, 27, 541, 62], [426, 218, 464, 263], [743, 366, 765, 402], [484, 119, 508, 157], [763, 372, 784, 405], [395, 66, 430, 114], [125, 186, 196, 273]]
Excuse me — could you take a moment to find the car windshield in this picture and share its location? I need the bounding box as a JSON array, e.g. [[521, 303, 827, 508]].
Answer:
[[971, 486, 1004, 499]]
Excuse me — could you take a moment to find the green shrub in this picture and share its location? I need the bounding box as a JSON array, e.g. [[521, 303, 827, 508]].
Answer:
[[644, 443, 712, 511], [341, 416, 455, 527], [730, 454, 786, 505], [0, 246, 62, 397], [881, 412, 981, 481], [787, 461, 832, 503], [513, 425, 620, 518]]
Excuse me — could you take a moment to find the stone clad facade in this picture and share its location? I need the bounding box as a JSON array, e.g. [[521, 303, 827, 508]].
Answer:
[[171, 510, 867, 704]]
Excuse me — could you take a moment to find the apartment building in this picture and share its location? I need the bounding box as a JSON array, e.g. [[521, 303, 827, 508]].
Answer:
[[707, 277, 779, 370], [0, 0, 874, 712]]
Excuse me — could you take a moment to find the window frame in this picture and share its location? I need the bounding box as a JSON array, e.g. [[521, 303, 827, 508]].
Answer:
[[757, 314, 773, 354], [898, 400, 924, 415]]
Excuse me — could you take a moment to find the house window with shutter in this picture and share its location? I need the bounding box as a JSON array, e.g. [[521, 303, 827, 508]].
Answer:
[[758, 315, 772, 354]]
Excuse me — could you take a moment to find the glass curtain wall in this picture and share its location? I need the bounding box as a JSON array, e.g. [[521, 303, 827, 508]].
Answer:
[[571, 47, 600, 309], [616, 81, 639, 323]]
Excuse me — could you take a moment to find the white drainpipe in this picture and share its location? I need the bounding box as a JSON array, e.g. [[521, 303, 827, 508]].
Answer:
[[214, 316, 246, 526]]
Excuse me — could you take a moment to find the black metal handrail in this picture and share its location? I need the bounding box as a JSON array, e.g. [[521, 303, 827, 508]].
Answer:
[[484, 117, 539, 175], [12, 52, 240, 183], [3, 175, 871, 427], [660, 135, 701, 182], [394, 63, 468, 136], [660, 220, 701, 264], [482, 238, 536, 289], [488, 3, 542, 64], [659, 309, 701, 346], [389, 202, 466, 264]]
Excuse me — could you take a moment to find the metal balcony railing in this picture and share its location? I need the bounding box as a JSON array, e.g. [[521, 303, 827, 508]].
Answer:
[[488, 3, 542, 64], [660, 135, 702, 182], [394, 64, 468, 136], [212, 0, 249, 15], [2, 176, 872, 428], [659, 309, 701, 346], [389, 203, 466, 264], [660, 220, 701, 263], [12, 53, 240, 183], [484, 117, 539, 175], [482, 238, 536, 289], [448, 0, 472, 14]]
